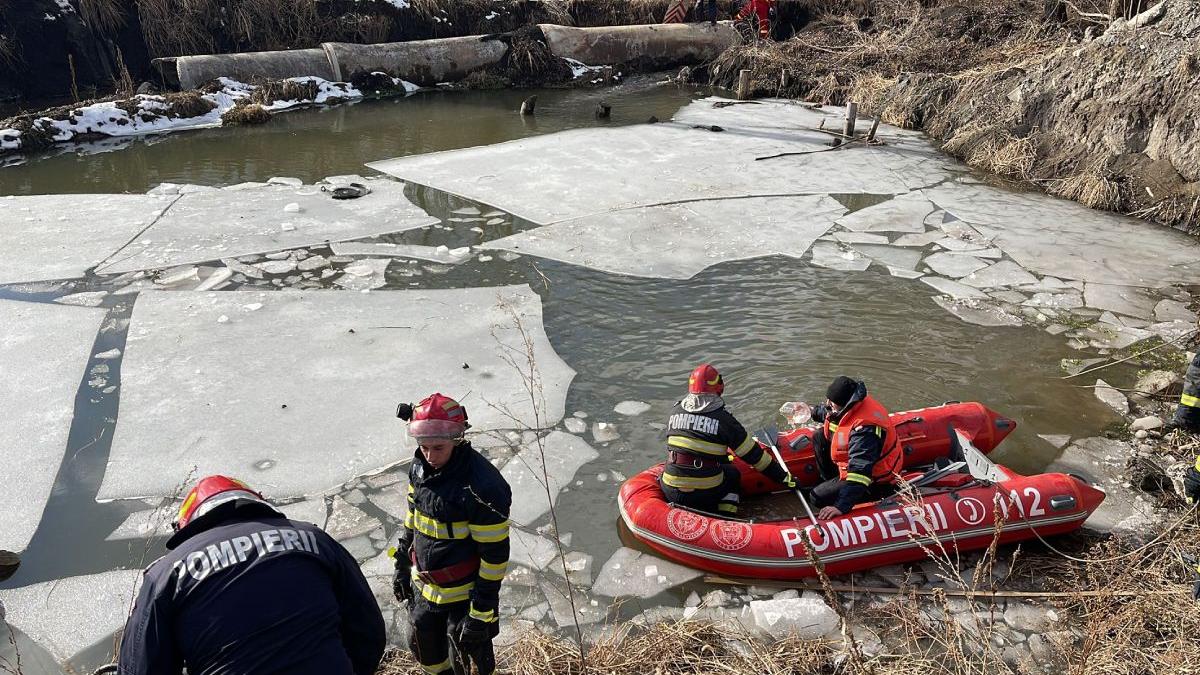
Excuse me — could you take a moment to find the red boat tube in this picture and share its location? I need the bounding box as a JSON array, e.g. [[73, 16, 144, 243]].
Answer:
[[618, 404, 1103, 580]]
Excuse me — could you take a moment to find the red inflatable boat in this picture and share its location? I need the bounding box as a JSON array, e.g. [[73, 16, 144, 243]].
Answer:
[[618, 402, 1105, 580]]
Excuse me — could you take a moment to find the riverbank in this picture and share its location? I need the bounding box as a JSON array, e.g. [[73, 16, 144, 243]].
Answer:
[[688, 0, 1199, 233], [376, 514, 1200, 674]]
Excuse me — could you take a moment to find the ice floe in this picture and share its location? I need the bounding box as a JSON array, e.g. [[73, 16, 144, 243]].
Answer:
[[0, 194, 170, 285], [96, 178, 436, 274], [835, 190, 935, 233], [99, 286, 574, 500], [0, 570, 141, 663], [0, 300, 105, 552], [592, 547, 703, 599], [500, 432, 599, 527], [481, 196, 844, 280], [369, 99, 950, 226]]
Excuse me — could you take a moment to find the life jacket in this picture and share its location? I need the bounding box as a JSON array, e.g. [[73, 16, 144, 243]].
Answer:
[[823, 394, 902, 484]]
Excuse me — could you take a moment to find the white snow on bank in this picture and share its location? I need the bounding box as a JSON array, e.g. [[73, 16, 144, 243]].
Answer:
[[563, 58, 605, 79], [1, 75, 418, 155]]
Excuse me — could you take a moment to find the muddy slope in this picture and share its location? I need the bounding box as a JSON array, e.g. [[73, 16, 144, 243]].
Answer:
[[694, 0, 1199, 232]]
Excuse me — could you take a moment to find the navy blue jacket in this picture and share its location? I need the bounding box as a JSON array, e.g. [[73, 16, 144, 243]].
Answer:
[[118, 501, 385, 675]]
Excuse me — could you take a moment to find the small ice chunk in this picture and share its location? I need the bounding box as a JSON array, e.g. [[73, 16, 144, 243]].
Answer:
[[891, 230, 946, 248], [335, 259, 390, 291], [833, 232, 889, 245], [283, 202, 303, 213], [1094, 379, 1129, 415], [1038, 434, 1071, 449], [216, 315, 229, 323], [500, 252, 521, 262], [960, 261, 1038, 289], [750, 597, 840, 639], [95, 348, 122, 359], [297, 255, 330, 272], [509, 528, 559, 569], [887, 267, 924, 279], [486, 218, 505, 226], [268, 177, 304, 187], [592, 421, 621, 443], [931, 297, 1023, 327], [923, 252, 987, 278], [256, 259, 298, 275], [1083, 283, 1156, 321], [1154, 298, 1195, 323], [592, 547, 703, 599], [221, 258, 265, 279], [810, 241, 870, 271], [195, 267, 233, 291], [1024, 291, 1084, 310], [614, 400, 651, 416], [564, 417, 587, 434], [851, 244, 923, 271], [326, 496, 382, 540], [451, 206, 482, 216], [155, 265, 200, 286]]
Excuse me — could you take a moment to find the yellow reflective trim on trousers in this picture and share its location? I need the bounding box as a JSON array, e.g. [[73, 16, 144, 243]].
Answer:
[[1194, 455, 1200, 471], [479, 559, 508, 581], [667, 435, 728, 455], [411, 509, 469, 540], [469, 605, 498, 623], [845, 472, 872, 486], [421, 658, 452, 674], [751, 452, 773, 471], [717, 502, 738, 513], [468, 520, 510, 543], [413, 577, 474, 604], [662, 472, 725, 490], [1182, 393, 1200, 408], [404, 510, 414, 528]]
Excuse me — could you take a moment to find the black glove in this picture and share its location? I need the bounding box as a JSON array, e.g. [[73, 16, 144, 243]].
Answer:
[[392, 545, 413, 603], [457, 616, 491, 651]]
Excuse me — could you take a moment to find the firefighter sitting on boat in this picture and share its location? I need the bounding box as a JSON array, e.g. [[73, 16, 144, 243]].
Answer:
[[660, 364, 796, 515], [799, 376, 904, 520]]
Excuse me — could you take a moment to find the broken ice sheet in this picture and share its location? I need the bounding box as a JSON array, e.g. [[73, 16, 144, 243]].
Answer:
[[591, 547, 703, 599], [509, 527, 560, 569], [105, 504, 176, 540], [330, 242, 473, 265], [0, 300, 106, 552], [931, 297, 1023, 327], [0, 193, 169, 285], [370, 99, 949, 225], [850, 243, 923, 271], [921, 276, 988, 300], [99, 286, 574, 500], [922, 252, 987, 278], [483, 195, 844, 280], [810, 241, 871, 271], [614, 400, 651, 416], [959, 260, 1039, 289], [334, 258, 390, 291], [1083, 283, 1158, 321], [0, 569, 142, 663], [835, 190, 934, 233], [500, 431, 600, 526], [97, 179, 438, 274], [926, 183, 1200, 286]]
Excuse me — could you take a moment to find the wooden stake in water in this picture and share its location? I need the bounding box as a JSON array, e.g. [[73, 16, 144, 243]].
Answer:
[[867, 114, 881, 143], [737, 69, 751, 100], [843, 101, 859, 138]]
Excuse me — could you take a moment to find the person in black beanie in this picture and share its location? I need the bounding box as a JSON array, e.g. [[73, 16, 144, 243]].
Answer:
[[805, 376, 903, 520]]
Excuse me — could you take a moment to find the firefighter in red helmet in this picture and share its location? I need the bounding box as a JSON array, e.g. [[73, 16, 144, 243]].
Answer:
[[118, 475, 385, 675], [392, 393, 512, 675], [660, 364, 796, 515]]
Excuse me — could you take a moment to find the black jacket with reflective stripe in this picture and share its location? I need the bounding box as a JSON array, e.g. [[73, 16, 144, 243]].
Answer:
[[400, 442, 512, 612], [663, 401, 787, 484], [119, 501, 385, 675]]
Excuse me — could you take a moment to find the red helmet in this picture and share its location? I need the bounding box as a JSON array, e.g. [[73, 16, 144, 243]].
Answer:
[[409, 393, 469, 440], [174, 475, 265, 532], [688, 363, 724, 395]]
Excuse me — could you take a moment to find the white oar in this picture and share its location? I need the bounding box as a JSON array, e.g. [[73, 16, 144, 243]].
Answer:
[[757, 425, 820, 525]]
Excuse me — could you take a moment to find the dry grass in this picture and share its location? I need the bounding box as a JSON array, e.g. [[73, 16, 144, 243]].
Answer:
[[220, 102, 272, 125], [162, 91, 217, 118], [941, 122, 1037, 179], [1053, 158, 1126, 211], [249, 78, 319, 105], [78, 0, 127, 35]]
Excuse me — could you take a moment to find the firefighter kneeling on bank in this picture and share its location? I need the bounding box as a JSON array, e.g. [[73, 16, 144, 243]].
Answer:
[[393, 393, 512, 675]]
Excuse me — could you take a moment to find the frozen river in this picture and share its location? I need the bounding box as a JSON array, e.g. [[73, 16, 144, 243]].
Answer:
[[1, 79, 1196, 672]]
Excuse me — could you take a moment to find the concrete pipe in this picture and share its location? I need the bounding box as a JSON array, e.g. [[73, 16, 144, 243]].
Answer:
[[322, 37, 508, 87], [539, 23, 739, 69], [175, 48, 338, 90]]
